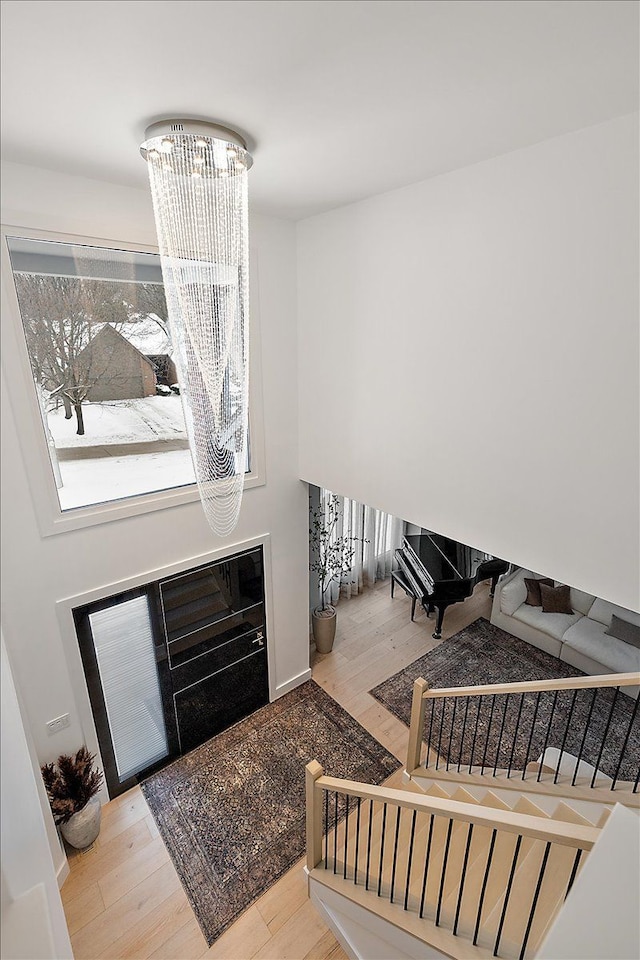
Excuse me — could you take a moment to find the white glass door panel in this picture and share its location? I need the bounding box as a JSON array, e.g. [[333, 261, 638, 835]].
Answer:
[[89, 596, 168, 782]]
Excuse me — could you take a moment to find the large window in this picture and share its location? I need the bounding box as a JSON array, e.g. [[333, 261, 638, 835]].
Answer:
[[7, 236, 250, 513], [313, 487, 405, 605]]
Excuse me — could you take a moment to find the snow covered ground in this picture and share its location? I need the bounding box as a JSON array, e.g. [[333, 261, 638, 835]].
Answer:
[[48, 395, 187, 448], [45, 395, 248, 512], [57, 447, 196, 511], [45, 395, 196, 510]]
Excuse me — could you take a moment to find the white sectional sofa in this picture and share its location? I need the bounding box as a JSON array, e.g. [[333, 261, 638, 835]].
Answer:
[[490, 567, 640, 693]]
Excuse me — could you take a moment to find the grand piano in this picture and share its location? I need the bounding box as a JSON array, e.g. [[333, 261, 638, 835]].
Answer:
[[391, 531, 509, 639]]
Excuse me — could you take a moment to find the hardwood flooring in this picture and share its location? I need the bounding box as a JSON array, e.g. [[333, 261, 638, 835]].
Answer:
[[61, 577, 492, 959]]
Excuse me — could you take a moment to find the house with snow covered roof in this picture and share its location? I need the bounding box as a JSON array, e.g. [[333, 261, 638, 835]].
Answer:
[[74, 323, 158, 402]]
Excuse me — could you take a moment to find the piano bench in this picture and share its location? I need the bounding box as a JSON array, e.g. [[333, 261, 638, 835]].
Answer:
[[390, 571, 418, 620]]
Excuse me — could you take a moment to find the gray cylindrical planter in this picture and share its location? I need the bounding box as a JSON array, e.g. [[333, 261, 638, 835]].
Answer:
[[312, 606, 337, 654], [60, 795, 102, 849]]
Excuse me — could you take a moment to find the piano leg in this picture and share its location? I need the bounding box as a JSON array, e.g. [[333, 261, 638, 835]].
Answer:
[[410, 597, 417, 621], [432, 605, 447, 640]]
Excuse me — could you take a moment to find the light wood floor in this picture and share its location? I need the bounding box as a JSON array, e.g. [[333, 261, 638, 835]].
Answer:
[[61, 577, 493, 959]]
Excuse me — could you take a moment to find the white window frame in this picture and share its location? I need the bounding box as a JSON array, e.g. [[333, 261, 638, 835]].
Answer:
[[0, 223, 266, 536]]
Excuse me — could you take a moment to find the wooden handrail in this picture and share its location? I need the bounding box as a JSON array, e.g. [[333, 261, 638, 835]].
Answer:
[[312, 768, 599, 850], [419, 671, 640, 700]]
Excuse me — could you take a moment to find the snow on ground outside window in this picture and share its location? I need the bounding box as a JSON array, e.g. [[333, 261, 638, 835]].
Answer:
[[47, 395, 196, 510]]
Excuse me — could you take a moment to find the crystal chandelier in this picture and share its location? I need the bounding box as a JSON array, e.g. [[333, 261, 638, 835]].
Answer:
[[140, 119, 252, 536]]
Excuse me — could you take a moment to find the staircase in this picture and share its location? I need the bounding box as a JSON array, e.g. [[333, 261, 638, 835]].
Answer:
[[305, 670, 640, 959]]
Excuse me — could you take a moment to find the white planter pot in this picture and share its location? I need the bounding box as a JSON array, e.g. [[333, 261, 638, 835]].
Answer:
[[312, 606, 337, 653], [60, 795, 101, 849]]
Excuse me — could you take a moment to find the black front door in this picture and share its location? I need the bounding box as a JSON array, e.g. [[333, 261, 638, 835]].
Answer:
[[73, 546, 269, 797]]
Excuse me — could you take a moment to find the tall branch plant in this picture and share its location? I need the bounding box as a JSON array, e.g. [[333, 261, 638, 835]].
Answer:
[[309, 493, 364, 615]]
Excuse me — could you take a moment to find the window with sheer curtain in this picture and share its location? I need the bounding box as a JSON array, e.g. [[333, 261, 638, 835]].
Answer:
[[319, 488, 404, 605]]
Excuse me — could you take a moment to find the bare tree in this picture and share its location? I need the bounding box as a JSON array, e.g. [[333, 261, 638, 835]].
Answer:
[[128, 282, 169, 330], [14, 275, 133, 435]]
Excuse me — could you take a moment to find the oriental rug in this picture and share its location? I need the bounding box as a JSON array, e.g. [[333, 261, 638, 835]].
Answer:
[[370, 617, 639, 781], [142, 680, 400, 945]]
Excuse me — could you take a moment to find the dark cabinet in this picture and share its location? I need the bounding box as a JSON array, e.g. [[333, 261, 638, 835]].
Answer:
[[157, 546, 269, 756]]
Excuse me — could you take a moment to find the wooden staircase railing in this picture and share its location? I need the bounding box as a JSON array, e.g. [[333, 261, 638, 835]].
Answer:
[[305, 761, 599, 959], [406, 672, 640, 802]]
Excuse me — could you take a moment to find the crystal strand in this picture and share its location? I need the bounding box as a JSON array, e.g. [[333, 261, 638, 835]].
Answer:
[[145, 134, 250, 535]]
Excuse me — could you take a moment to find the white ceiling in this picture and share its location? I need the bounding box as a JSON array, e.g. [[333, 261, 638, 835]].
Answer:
[[1, 0, 638, 220]]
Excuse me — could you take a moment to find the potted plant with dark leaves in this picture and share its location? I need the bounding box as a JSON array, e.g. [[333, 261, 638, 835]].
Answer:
[[309, 493, 364, 653], [41, 746, 104, 849]]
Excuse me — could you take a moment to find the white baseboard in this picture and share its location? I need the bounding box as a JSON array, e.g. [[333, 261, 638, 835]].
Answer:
[[56, 857, 69, 889], [275, 668, 312, 699]]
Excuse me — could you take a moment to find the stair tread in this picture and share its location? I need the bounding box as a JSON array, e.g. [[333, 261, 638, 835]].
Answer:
[[402, 778, 431, 795], [512, 796, 549, 819], [422, 782, 452, 799], [408, 769, 639, 811], [451, 787, 479, 805], [478, 791, 513, 811], [551, 802, 596, 827], [480, 837, 582, 955]]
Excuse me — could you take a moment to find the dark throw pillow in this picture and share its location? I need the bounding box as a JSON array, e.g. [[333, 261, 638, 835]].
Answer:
[[540, 582, 573, 615], [605, 614, 640, 650], [524, 577, 554, 607]]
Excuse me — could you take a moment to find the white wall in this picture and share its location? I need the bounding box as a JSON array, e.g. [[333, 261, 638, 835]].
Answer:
[[297, 115, 639, 612], [1, 633, 73, 959], [0, 162, 309, 786]]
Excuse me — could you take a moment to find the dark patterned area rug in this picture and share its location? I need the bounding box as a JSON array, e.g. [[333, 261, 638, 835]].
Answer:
[[142, 680, 399, 945], [370, 618, 639, 780]]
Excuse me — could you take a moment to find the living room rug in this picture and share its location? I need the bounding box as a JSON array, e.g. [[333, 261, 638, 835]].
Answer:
[[141, 680, 400, 945], [370, 617, 639, 780]]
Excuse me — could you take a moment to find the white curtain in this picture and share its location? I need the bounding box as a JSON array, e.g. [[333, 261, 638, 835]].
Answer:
[[320, 489, 404, 606]]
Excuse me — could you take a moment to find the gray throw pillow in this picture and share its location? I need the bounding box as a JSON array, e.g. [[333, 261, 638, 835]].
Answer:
[[540, 583, 573, 615], [605, 614, 640, 650], [524, 577, 554, 607]]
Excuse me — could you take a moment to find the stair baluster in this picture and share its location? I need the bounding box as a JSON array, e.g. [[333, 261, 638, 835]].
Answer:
[[572, 688, 598, 786], [591, 687, 620, 788], [554, 689, 578, 784], [611, 694, 639, 790], [507, 695, 525, 779], [537, 691, 559, 783], [473, 828, 497, 945]]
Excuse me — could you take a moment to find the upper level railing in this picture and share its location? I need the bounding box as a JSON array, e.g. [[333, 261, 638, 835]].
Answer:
[[406, 673, 640, 795], [306, 761, 599, 960]]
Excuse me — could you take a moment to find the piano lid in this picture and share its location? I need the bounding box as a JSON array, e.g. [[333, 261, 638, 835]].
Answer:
[[403, 532, 493, 583]]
